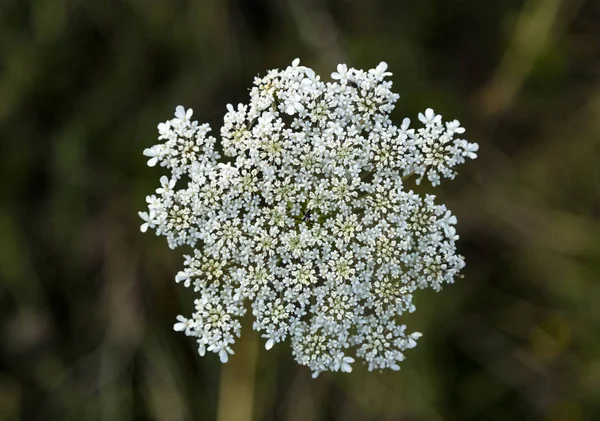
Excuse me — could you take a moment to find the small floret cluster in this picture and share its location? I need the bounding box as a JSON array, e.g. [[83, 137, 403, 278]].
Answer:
[[140, 59, 478, 377]]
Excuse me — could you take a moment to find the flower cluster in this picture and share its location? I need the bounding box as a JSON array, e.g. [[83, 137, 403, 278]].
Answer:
[[140, 59, 478, 377]]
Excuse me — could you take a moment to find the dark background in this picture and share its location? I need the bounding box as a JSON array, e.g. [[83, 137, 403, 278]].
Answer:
[[1, 0, 600, 420]]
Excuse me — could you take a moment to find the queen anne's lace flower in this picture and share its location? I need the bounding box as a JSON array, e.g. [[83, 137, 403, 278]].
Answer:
[[139, 59, 478, 377]]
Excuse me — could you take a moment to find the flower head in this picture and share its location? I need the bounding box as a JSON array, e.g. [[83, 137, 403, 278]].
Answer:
[[140, 59, 478, 376]]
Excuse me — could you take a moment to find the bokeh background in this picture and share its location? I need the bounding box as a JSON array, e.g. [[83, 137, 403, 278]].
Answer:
[[2, 0, 600, 420]]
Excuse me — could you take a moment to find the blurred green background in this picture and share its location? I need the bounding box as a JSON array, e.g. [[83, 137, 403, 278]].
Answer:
[[1, 0, 600, 420]]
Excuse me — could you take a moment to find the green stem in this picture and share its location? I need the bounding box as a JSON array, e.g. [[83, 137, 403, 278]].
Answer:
[[216, 328, 259, 421]]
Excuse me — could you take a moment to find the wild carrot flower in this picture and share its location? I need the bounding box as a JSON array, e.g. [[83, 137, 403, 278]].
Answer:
[[140, 59, 478, 377]]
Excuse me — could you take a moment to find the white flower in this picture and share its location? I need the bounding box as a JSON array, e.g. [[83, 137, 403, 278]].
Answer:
[[458, 139, 479, 159], [156, 176, 176, 195], [418, 108, 442, 126], [399, 117, 415, 138], [143, 145, 161, 167], [174, 315, 193, 333], [158, 121, 170, 134], [369, 61, 392, 79], [446, 119, 465, 135], [334, 353, 355, 373], [138, 210, 154, 232], [175, 270, 191, 287], [140, 59, 478, 376], [285, 94, 305, 115], [331, 63, 351, 83], [175, 105, 193, 121]]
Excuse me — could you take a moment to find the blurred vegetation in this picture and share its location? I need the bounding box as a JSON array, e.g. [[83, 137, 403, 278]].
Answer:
[[1, 0, 600, 420]]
